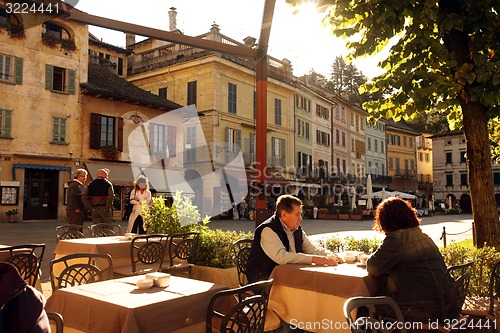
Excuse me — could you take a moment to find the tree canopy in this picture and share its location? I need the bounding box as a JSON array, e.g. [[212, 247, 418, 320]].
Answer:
[[288, 0, 500, 247]]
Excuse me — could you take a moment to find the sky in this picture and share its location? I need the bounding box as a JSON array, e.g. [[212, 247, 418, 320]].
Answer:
[[76, 0, 384, 79]]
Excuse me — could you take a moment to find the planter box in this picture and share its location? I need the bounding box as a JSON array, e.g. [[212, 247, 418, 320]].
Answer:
[[318, 213, 338, 219], [350, 214, 363, 220], [338, 213, 350, 220], [190, 265, 239, 288]]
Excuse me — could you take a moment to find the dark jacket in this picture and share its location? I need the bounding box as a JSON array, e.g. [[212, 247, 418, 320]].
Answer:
[[66, 179, 85, 211], [246, 215, 304, 283], [83, 177, 114, 210], [0, 263, 50, 333], [367, 227, 451, 320]]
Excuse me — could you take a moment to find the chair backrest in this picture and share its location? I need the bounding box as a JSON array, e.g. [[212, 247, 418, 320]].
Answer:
[[168, 232, 199, 267], [343, 296, 407, 333], [56, 225, 90, 242], [488, 259, 500, 316], [130, 234, 168, 273], [47, 312, 64, 333], [441, 261, 474, 320], [232, 238, 253, 286], [206, 279, 273, 333], [0, 244, 45, 287], [90, 223, 123, 237], [50, 253, 114, 292]]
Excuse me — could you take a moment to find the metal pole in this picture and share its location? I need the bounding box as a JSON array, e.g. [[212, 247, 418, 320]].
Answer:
[[441, 226, 447, 248]]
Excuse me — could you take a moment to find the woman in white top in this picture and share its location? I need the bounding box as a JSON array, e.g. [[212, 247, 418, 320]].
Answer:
[[127, 176, 151, 233]]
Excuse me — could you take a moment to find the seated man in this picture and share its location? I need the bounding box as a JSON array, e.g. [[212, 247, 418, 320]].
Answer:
[[0, 262, 50, 333], [247, 194, 341, 283]]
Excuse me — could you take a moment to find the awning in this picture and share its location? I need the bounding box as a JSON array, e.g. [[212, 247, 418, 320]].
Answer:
[[85, 163, 194, 194], [85, 162, 135, 186], [12, 164, 72, 180], [246, 171, 291, 186], [288, 181, 321, 189]]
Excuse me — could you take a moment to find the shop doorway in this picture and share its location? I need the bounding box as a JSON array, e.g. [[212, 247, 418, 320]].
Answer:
[[23, 169, 59, 220]]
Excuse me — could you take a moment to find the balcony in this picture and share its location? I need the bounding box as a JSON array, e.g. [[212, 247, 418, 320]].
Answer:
[[267, 155, 286, 168], [394, 169, 416, 178], [417, 174, 433, 183]]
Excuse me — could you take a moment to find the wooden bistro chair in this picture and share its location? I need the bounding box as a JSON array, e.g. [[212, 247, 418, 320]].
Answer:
[[344, 296, 408, 333], [90, 223, 123, 237], [49, 253, 114, 292], [206, 279, 273, 333], [0, 243, 45, 287], [164, 232, 199, 277], [232, 238, 253, 287], [114, 234, 168, 276], [55, 225, 90, 243]]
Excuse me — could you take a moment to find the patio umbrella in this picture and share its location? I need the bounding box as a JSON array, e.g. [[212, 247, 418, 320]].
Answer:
[[381, 187, 388, 200], [351, 186, 357, 210], [366, 175, 373, 210]]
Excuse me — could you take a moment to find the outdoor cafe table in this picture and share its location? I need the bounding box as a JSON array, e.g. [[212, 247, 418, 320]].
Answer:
[[265, 263, 380, 333], [53, 236, 172, 273], [45, 274, 227, 333]]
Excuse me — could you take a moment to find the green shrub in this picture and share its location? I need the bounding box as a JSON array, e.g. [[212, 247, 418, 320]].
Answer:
[[142, 191, 209, 235], [321, 235, 382, 253], [190, 229, 253, 268]]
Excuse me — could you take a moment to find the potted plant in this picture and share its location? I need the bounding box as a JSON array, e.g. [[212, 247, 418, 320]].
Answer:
[[5, 209, 19, 223], [350, 208, 363, 220], [0, 22, 26, 39], [100, 145, 118, 160]]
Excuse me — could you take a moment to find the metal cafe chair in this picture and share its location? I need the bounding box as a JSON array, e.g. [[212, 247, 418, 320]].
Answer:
[[344, 296, 408, 333], [55, 225, 91, 243], [0, 243, 45, 287], [206, 279, 273, 333], [47, 312, 64, 333], [115, 234, 168, 276], [90, 223, 123, 237], [164, 232, 199, 277], [50, 253, 114, 292], [232, 238, 253, 286]]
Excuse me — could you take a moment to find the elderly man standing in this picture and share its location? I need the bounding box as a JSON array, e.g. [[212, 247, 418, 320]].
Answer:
[[66, 169, 87, 225], [83, 168, 114, 224]]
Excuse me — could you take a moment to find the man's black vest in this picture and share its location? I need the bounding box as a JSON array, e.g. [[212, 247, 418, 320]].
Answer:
[[87, 178, 111, 197], [246, 215, 304, 283]]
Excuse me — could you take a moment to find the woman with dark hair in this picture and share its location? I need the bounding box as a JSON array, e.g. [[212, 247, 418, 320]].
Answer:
[[367, 197, 450, 322]]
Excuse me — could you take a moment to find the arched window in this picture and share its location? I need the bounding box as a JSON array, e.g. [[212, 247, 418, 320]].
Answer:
[[0, 8, 20, 25], [42, 21, 70, 39]]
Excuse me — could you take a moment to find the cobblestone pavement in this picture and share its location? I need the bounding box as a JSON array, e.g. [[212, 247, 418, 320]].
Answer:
[[0, 213, 474, 296]]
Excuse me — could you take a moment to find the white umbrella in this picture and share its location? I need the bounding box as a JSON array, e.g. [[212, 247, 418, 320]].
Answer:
[[381, 187, 388, 200], [430, 194, 435, 210], [366, 175, 373, 210], [448, 195, 453, 209], [391, 191, 416, 199], [351, 186, 357, 210]]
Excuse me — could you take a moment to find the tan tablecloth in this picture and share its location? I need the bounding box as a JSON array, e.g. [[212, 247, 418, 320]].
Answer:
[[54, 236, 174, 275], [265, 264, 378, 333], [45, 275, 227, 333]]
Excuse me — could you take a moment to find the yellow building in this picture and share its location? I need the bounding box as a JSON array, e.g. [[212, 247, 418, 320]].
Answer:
[[126, 21, 295, 217], [386, 120, 419, 193], [0, 3, 182, 221]]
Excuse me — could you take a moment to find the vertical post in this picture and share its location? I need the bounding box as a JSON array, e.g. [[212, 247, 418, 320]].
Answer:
[[441, 226, 447, 248], [472, 221, 475, 246], [255, 56, 268, 227]]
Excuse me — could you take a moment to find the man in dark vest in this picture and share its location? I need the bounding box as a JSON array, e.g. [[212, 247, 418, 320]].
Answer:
[[83, 168, 114, 224], [247, 194, 342, 284]]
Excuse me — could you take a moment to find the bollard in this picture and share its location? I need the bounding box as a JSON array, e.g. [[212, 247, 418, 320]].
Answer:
[[441, 226, 447, 248]]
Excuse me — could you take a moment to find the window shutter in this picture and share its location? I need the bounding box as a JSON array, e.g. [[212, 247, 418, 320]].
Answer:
[[61, 118, 66, 142], [68, 69, 76, 94], [236, 129, 242, 149], [45, 64, 53, 90], [117, 117, 124, 151], [14, 57, 23, 84], [225, 127, 230, 143], [167, 126, 176, 157], [90, 113, 101, 149], [4, 110, 12, 137], [281, 138, 286, 167], [148, 123, 155, 154], [271, 137, 276, 156]]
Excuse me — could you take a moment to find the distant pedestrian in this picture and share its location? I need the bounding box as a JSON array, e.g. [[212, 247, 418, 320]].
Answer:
[[66, 169, 87, 225], [83, 168, 114, 224], [127, 176, 151, 234]]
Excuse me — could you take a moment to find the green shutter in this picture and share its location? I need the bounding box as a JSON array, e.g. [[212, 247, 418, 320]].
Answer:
[[14, 57, 23, 84], [52, 117, 58, 141], [45, 64, 53, 90], [281, 138, 286, 167], [3, 110, 12, 138], [236, 129, 241, 149], [61, 118, 66, 142], [68, 69, 76, 94]]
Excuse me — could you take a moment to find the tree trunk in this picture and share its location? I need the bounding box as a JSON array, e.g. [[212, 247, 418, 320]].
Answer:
[[462, 103, 499, 248]]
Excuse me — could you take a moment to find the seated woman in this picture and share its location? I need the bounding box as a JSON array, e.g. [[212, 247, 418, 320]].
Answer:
[[367, 197, 451, 322]]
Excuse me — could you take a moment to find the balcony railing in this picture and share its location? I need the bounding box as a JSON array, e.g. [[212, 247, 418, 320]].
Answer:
[[243, 152, 255, 166], [417, 174, 433, 183], [394, 169, 416, 178]]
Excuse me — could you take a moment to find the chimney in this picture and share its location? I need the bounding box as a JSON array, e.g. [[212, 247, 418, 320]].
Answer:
[[243, 36, 257, 47], [169, 7, 177, 31], [125, 33, 136, 48]]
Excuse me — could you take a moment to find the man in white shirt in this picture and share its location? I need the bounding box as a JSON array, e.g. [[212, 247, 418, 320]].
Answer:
[[247, 194, 341, 284]]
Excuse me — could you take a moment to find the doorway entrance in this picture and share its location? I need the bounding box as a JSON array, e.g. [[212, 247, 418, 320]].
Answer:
[[23, 169, 59, 220]]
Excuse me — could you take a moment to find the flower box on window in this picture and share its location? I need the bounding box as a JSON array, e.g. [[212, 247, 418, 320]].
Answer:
[[100, 145, 118, 160], [0, 22, 25, 39], [42, 33, 77, 51]]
